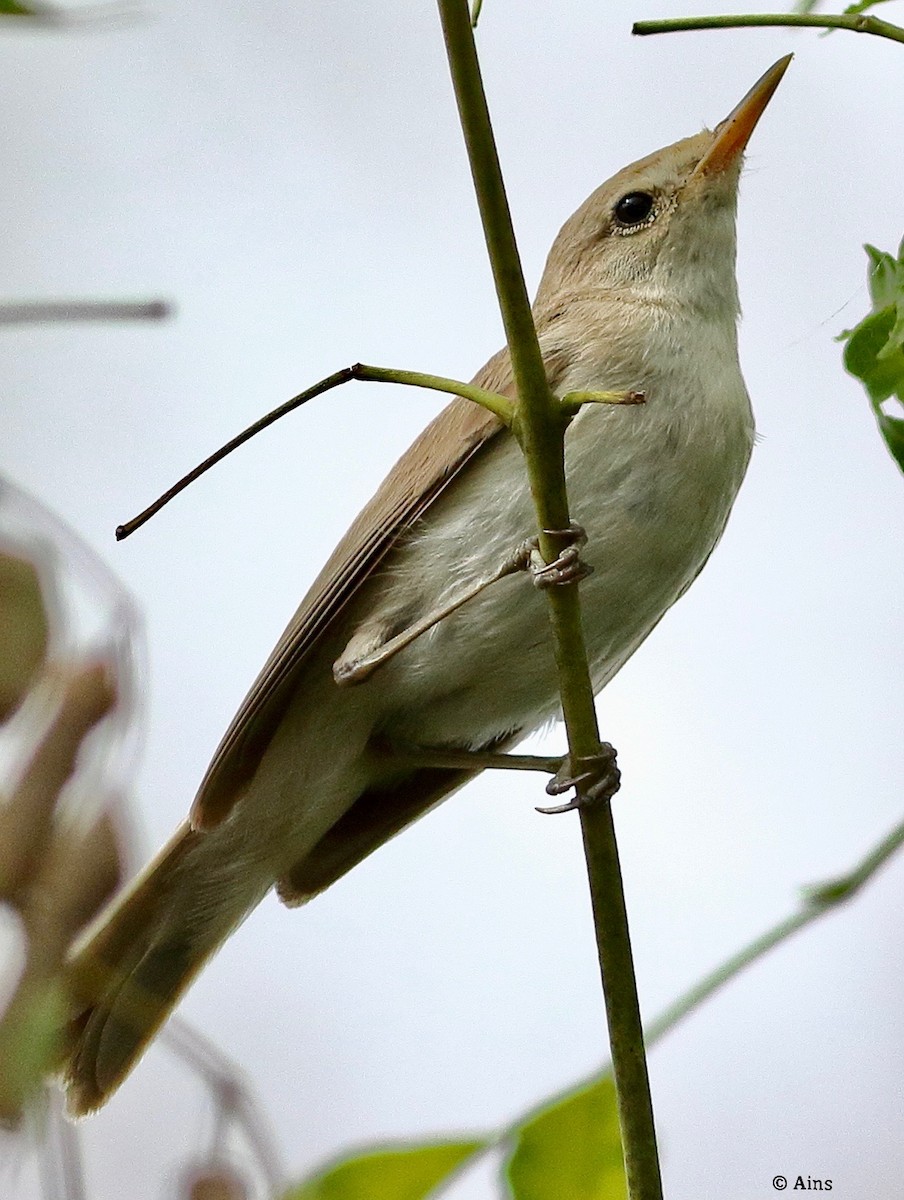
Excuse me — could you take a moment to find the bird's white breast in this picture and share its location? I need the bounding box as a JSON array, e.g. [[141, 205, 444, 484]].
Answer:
[[362, 309, 754, 751]]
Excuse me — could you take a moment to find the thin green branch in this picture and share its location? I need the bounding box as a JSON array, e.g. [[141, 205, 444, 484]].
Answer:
[[801, 815, 904, 905], [114, 365, 633, 543], [436, 3, 661, 1197], [644, 911, 811, 1045], [560, 388, 645, 417], [633, 11, 904, 45], [357, 364, 516, 424], [469, 0, 483, 29], [641, 810, 904, 1049], [503, 812, 904, 1137], [115, 362, 516, 541]]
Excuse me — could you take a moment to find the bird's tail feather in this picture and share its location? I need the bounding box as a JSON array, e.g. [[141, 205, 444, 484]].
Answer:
[[61, 820, 266, 1114]]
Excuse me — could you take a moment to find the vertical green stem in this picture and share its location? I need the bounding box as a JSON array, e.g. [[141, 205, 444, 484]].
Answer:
[[435, 0, 599, 765], [579, 805, 662, 1195], [435, 3, 662, 1196], [436, 0, 563, 521]]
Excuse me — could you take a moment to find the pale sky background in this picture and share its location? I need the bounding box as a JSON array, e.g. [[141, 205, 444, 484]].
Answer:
[[1, 1, 903, 1197]]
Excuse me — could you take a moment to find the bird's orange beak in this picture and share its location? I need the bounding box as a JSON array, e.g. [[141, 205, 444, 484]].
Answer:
[[694, 54, 792, 178]]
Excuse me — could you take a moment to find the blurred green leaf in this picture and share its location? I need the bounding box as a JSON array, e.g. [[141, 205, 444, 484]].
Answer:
[[841, 0, 895, 16], [0, 1, 35, 14], [284, 1140, 486, 1200], [505, 1075, 626, 1200], [840, 240, 904, 473], [0, 978, 66, 1124], [795, 1, 896, 30]]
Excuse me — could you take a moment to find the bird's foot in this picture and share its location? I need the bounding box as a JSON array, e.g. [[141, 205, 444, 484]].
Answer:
[[535, 743, 620, 814], [527, 522, 593, 588]]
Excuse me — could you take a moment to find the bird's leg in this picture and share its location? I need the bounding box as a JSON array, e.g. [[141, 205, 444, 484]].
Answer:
[[333, 522, 592, 686], [535, 743, 621, 814], [332, 543, 531, 685], [371, 737, 620, 816], [371, 738, 563, 776]]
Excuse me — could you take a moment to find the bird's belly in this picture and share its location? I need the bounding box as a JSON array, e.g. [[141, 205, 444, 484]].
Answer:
[[367, 400, 749, 750]]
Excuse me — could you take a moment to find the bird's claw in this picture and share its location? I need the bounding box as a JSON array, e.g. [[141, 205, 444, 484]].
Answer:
[[528, 522, 593, 589], [535, 744, 620, 814]]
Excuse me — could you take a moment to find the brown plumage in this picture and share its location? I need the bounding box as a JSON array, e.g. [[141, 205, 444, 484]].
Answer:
[[62, 58, 789, 1114]]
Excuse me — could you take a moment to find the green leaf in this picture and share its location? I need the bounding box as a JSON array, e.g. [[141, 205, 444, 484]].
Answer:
[[0, 1, 35, 14], [505, 1075, 626, 1200], [864, 244, 901, 310], [875, 407, 904, 474], [839, 240, 904, 473], [843, 308, 904, 403], [284, 1140, 486, 1200]]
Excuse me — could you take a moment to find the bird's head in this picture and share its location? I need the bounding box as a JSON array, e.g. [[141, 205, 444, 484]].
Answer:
[[535, 55, 791, 322]]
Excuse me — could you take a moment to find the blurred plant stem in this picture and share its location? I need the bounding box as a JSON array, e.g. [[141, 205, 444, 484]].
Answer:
[[0, 2, 141, 28], [0, 299, 171, 325]]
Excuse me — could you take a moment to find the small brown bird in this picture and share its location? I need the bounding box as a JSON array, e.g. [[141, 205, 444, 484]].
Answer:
[[63, 57, 790, 1113]]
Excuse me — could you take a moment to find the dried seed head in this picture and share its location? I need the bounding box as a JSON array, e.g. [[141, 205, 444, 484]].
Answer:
[[182, 1165, 249, 1200], [0, 663, 119, 903], [31, 807, 126, 944]]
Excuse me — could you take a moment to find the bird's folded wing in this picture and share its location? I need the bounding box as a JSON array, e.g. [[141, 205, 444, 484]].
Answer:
[[191, 349, 519, 829]]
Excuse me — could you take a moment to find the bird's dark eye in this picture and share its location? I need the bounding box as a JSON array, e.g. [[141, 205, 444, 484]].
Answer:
[[613, 191, 655, 227]]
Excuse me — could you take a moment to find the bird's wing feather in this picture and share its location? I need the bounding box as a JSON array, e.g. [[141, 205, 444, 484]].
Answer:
[[276, 765, 481, 904], [191, 347, 528, 829]]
